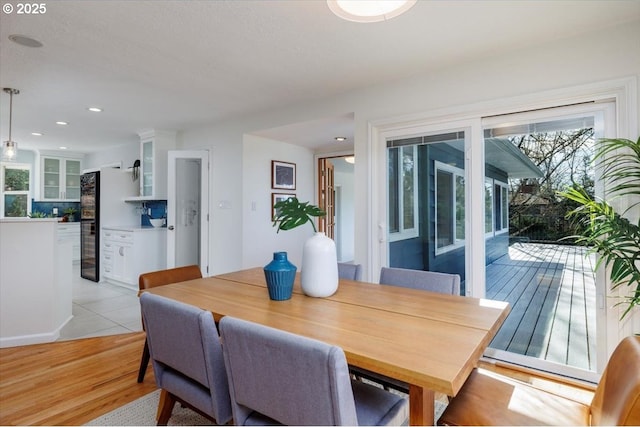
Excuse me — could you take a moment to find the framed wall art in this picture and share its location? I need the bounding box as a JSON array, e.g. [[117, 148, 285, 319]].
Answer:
[[271, 160, 296, 190], [272, 193, 296, 219]]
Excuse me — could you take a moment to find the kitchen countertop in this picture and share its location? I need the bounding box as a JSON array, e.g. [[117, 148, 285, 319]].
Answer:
[[0, 218, 59, 223], [102, 225, 166, 232]]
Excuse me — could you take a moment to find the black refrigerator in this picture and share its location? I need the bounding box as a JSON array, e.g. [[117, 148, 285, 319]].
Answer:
[[80, 171, 100, 281]]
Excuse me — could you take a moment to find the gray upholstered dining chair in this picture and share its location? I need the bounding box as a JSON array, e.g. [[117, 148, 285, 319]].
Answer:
[[219, 316, 409, 426], [379, 266, 460, 295], [139, 293, 232, 426], [338, 262, 363, 281], [137, 264, 203, 382]]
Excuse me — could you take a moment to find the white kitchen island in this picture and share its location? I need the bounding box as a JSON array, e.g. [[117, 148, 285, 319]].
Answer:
[[0, 218, 72, 347]]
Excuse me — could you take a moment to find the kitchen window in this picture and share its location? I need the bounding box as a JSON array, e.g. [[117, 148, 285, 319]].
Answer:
[[1, 163, 31, 217]]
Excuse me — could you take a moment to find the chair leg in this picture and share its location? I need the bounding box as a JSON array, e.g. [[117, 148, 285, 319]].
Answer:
[[156, 389, 176, 425], [137, 338, 150, 383]]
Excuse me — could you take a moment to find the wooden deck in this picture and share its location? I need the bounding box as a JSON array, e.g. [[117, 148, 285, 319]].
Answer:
[[485, 242, 597, 371]]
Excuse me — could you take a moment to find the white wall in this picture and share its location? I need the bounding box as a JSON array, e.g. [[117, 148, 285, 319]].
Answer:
[[84, 142, 139, 171], [242, 134, 315, 269], [179, 124, 244, 274], [335, 168, 355, 262], [177, 20, 640, 279]]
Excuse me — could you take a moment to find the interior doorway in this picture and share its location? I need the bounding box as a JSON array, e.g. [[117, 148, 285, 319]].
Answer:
[[167, 150, 210, 275], [318, 155, 355, 262]]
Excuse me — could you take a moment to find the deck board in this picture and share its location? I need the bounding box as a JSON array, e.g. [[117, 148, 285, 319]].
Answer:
[[486, 243, 597, 371]]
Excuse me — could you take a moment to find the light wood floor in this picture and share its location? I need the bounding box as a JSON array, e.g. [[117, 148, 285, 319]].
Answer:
[[0, 332, 157, 426], [0, 331, 595, 426]]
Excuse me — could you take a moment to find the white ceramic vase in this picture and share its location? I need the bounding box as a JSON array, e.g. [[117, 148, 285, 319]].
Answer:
[[300, 231, 338, 297]]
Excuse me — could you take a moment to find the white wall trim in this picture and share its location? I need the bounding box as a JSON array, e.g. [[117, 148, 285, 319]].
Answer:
[[370, 76, 637, 135], [0, 315, 71, 348]]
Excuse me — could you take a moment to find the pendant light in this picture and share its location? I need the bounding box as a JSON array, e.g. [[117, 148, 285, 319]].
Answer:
[[2, 88, 20, 162]]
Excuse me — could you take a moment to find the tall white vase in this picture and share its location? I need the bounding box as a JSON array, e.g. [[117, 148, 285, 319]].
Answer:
[[301, 232, 338, 297]]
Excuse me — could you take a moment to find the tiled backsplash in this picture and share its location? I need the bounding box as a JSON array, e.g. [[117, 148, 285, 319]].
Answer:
[[31, 200, 80, 221], [139, 200, 167, 227], [31, 199, 167, 226]]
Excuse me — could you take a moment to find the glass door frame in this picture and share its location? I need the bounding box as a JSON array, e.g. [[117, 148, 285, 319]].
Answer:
[[372, 118, 486, 299], [367, 77, 637, 379], [481, 102, 615, 382]]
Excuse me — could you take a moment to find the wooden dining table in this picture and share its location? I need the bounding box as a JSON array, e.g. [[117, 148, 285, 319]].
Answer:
[[144, 267, 510, 426]]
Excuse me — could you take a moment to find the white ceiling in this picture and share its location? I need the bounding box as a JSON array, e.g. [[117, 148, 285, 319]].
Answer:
[[1, 1, 638, 155]]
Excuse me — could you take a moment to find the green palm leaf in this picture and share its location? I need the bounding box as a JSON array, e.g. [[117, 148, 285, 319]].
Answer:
[[559, 137, 640, 318], [272, 197, 326, 233]]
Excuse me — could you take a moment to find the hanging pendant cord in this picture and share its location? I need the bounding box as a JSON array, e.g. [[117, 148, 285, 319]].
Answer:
[[8, 90, 13, 141], [3, 88, 19, 141]]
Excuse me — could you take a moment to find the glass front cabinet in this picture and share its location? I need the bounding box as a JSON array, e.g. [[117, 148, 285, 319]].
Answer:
[[141, 139, 154, 197], [41, 157, 82, 201], [137, 130, 176, 199]]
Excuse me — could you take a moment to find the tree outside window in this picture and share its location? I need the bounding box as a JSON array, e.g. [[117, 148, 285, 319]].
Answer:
[[2, 164, 31, 217]]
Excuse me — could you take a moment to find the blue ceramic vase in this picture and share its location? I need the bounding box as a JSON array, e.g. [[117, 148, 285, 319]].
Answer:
[[263, 252, 297, 301]]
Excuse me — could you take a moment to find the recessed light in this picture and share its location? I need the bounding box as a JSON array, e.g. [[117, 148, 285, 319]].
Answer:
[[59, 146, 68, 150], [8, 34, 43, 48], [335, 136, 347, 142], [87, 107, 102, 112], [31, 132, 43, 136], [327, 0, 417, 23], [56, 121, 69, 125]]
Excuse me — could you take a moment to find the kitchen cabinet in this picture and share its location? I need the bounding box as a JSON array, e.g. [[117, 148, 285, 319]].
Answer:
[[57, 222, 80, 262], [137, 130, 176, 200], [41, 157, 82, 201], [102, 226, 166, 290], [102, 231, 133, 285]]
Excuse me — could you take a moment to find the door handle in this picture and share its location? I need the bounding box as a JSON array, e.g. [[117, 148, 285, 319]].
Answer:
[[378, 223, 386, 243], [168, 225, 174, 230]]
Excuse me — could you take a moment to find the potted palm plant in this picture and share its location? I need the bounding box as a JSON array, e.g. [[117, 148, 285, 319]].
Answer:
[[269, 197, 338, 298], [264, 196, 324, 301], [561, 137, 640, 319], [64, 207, 77, 222]]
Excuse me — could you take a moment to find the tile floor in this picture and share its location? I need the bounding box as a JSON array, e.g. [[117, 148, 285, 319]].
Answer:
[[57, 265, 143, 341]]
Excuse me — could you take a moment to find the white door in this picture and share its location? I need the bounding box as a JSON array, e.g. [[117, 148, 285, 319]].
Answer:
[[167, 150, 209, 274]]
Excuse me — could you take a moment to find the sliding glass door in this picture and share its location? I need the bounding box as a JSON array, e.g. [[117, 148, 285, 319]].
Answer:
[[379, 102, 615, 380], [386, 131, 467, 290], [482, 103, 613, 380]]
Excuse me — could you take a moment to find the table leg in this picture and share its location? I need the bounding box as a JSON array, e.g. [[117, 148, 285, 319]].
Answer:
[[409, 384, 435, 426]]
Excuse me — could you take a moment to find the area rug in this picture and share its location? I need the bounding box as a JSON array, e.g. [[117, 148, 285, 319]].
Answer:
[[86, 388, 447, 426], [85, 390, 214, 426]]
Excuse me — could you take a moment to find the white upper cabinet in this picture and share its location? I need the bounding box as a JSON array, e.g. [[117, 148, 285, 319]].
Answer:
[[41, 156, 82, 201], [141, 139, 153, 197], [133, 130, 176, 200]]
